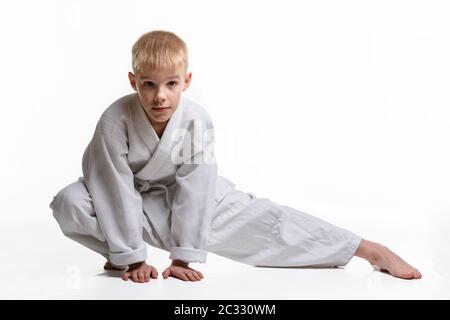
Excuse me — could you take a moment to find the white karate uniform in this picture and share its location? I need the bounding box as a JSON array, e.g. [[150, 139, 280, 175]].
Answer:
[[50, 93, 361, 268]]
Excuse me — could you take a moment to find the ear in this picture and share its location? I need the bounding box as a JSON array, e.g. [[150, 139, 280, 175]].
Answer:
[[182, 72, 192, 92], [128, 72, 137, 91]]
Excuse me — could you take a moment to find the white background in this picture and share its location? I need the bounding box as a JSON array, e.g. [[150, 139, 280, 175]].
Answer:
[[0, 0, 449, 299]]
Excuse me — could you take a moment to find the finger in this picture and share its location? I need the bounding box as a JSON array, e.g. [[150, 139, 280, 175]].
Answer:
[[185, 272, 197, 282], [198, 272, 204, 279], [151, 268, 158, 279], [122, 272, 130, 281], [144, 270, 150, 282], [138, 271, 145, 283], [162, 269, 170, 279], [132, 272, 139, 283], [176, 271, 189, 281], [193, 272, 202, 281]]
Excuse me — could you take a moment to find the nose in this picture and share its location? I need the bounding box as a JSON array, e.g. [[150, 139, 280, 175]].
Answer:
[[154, 88, 166, 103]]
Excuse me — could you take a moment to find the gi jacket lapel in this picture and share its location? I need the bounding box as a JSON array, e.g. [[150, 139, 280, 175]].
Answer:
[[131, 93, 184, 180]]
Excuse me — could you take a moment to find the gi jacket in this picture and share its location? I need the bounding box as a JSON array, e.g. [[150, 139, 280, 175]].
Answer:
[[82, 93, 233, 266]]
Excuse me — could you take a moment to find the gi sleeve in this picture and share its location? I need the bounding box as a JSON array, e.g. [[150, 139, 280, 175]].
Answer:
[[82, 115, 146, 267], [169, 121, 218, 264]]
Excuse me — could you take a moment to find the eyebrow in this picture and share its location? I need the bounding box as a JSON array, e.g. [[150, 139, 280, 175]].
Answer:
[[140, 75, 180, 80]]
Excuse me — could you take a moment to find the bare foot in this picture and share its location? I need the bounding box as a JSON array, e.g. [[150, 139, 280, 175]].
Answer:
[[104, 261, 127, 271], [355, 239, 422, 280]]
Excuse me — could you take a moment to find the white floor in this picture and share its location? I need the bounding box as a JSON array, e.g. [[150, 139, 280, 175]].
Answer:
[[1, 219, 449, 300]]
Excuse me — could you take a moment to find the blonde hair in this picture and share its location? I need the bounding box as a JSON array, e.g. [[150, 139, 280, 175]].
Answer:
[[131, 30, 188, 75]]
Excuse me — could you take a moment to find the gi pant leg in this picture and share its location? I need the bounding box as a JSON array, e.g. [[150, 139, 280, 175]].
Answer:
[[207, 189, 362, 268], [50, 177, 165, 263]]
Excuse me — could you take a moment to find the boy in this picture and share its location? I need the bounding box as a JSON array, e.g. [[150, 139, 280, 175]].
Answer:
[[50, 30, 422, 283]]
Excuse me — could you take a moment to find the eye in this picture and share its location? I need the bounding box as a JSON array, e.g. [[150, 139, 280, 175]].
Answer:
[[143, 81, 154, 87], [168, 81, 178, 86]]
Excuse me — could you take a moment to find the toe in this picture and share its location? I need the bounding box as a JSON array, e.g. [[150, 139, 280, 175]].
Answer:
[[414, 269, 422, 279], [399, 269, 419, 279]]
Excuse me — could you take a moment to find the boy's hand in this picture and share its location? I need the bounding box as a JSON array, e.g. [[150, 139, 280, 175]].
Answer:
[[122, 261, 158, 283], [162, 259, 204, 281]]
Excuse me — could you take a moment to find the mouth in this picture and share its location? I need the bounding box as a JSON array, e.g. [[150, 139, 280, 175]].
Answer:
[[151, 106, 171, 112]]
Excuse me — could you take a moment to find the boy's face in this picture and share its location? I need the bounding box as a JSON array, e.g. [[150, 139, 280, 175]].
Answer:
[[128, 68, 192, 126]]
